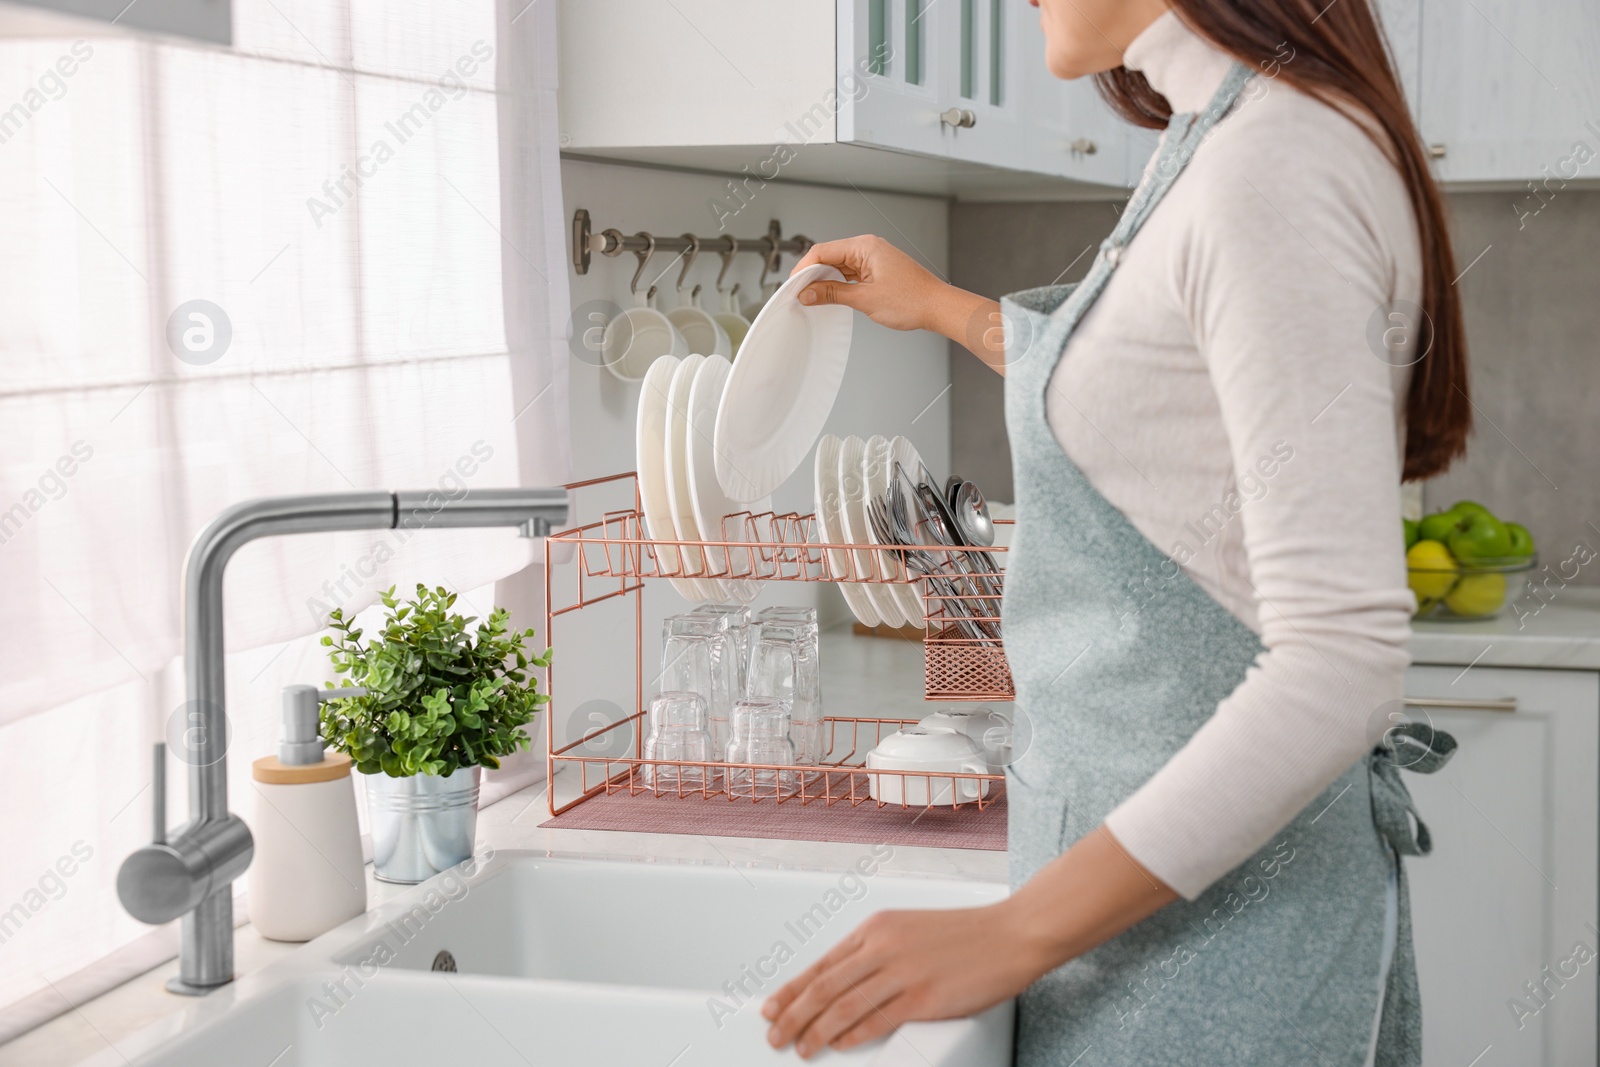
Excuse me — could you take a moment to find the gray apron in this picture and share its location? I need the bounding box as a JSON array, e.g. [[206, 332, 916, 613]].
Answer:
[[999, 62, 1454, 1067]]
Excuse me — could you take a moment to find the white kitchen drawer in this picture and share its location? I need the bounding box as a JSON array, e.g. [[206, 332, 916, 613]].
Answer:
[[1403, 665, 1598, 1067]]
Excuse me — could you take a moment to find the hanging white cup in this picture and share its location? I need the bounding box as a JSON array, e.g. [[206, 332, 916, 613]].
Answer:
[[603, 286, 686, 382], [713, 283, 752, 357], [667, 288, 731, 358]]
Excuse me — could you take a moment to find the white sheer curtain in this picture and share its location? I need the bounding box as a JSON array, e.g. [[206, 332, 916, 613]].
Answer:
[[0, 0, 569, 1036]]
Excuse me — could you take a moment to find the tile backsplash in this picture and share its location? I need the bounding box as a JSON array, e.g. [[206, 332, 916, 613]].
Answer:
[[948, 191, 1600, 585]]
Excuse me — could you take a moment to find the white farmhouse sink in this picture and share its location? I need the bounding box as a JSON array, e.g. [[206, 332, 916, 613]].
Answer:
[[82, 851, 1012, 1067]]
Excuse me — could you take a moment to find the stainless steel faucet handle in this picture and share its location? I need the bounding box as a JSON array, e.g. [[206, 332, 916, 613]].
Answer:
[[118, 815, 253, 926], [119, 738, 253, 928]]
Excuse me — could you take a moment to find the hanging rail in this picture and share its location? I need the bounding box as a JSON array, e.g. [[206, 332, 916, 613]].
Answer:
[[571, 208, 814, 276]]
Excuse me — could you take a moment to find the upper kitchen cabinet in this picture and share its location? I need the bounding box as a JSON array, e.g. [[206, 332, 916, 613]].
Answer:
[[1416, 0, 1600, 182], [556, 0, 1130, 199]]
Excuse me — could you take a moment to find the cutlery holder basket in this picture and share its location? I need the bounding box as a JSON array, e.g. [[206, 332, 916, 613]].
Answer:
[[543, 472, 1012, 819]]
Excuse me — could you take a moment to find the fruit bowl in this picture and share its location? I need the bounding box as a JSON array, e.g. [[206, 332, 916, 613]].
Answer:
[[1408, 554, 1537, 621]]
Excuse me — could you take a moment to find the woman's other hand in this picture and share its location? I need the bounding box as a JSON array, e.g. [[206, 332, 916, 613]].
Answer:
[[761, 826, 1178, 1057], [791, 234, 1008, 372], [761, 903, 1046, 1059]]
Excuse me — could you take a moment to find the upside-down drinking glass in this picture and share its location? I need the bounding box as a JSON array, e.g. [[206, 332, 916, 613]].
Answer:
[[689, 603, 752, 695], [642, 691, 714, 790], [661, 614, 739, 759], [747, 620, 822, 765], [725, 699, 795, 798]]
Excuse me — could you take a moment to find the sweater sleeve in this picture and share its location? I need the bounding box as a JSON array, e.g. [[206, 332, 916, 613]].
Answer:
[[1100, 109, 1419, 900]]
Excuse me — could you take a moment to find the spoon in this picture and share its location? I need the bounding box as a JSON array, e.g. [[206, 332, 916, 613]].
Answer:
[[952, 480, 995, 547]]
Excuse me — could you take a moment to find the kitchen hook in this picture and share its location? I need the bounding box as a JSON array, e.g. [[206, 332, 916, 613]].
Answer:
[[757, 247, 774, 294], [676, 234, 701, 296], [714, 236, 739, 293], [629, 233, 657, 296]]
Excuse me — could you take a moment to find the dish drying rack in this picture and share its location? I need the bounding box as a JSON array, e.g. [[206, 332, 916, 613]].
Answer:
[[543, 472, 1014, 818]]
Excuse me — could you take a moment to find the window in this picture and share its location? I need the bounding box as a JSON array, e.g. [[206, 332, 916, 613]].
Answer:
[[0, 0, 568, 1037]]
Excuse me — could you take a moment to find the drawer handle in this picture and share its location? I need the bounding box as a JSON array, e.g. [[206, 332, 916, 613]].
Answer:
[[1403, 696, 1517, 714]]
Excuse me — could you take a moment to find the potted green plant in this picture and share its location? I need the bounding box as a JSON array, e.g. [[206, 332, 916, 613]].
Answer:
[[319, 584, 551, 883]]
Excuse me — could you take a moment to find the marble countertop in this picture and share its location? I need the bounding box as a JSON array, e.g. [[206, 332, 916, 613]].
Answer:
[[1408, 587, 1600, 670]]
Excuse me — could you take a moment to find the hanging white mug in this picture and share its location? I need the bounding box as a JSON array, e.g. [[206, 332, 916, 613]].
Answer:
[[667, 285, 731, 358], [603, 285, 686, 382], [709, 240, 752, 357], [713, 283, 751, 357], [663, 237, 731, 359]]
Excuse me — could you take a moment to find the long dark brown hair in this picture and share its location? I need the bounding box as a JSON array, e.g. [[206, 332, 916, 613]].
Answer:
[[1095, 0, 1469, 481]]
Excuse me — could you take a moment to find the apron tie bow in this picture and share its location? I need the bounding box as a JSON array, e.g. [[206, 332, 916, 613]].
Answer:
[[1368, 721, 1457, 857]]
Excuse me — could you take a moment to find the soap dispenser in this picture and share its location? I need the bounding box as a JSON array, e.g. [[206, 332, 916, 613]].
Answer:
[[248, 684, 368, 941]]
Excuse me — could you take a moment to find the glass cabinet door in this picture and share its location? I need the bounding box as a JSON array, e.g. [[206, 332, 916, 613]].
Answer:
[[938, 0, 1128, 185], [837, 0, 1130, 185], [836, 0, 950, 159]]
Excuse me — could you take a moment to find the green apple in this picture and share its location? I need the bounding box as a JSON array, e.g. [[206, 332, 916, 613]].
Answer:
[[1417, 510, 1463, 543], [1403, 518, 1420, 549], [1450, 500, 1495, 520], [1506, 522, 1536, 557], [1447, 510, 1513, 560]]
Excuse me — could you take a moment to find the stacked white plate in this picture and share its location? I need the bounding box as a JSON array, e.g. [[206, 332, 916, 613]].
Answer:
[[636, 353, 766, 604], [815, 434, 928, 630]]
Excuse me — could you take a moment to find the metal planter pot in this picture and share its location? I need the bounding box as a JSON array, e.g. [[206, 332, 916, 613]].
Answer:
[[364, 765, 481, 884]]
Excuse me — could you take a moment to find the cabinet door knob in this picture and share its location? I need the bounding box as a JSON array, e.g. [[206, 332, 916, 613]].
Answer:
[[940, 107, 977, 129], [1069, 138, 1098, 157], [1427, 143, 1448, 159]]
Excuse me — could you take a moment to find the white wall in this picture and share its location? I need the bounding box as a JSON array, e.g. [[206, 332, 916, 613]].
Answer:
[[545, 158, 950, 765]]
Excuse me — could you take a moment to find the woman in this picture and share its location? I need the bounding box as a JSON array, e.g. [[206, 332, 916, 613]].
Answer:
[[762, 0, 1467, 1064]]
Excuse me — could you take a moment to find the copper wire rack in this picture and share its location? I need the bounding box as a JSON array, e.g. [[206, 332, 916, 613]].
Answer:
[[543, 472, 1013, 818]]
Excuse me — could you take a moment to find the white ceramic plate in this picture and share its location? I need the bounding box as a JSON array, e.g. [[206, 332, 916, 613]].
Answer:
[[889, 435, 934, 627], [814, 434, 879, 627], [636, 356, 703, 602], [838, 435, 905, 628], [663, 354, 721, 603], [687, 355, 762, 604], [714, 263, 854, 502], [865, 435, 925, 629]]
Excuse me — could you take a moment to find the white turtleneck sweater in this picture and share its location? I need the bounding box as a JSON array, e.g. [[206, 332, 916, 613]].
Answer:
[[1047, 12, 1420, 899]]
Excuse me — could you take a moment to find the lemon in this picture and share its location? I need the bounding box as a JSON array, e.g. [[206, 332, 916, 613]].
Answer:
[[1445, 572, 1507, 617], [1407, 540, 1459, 602]]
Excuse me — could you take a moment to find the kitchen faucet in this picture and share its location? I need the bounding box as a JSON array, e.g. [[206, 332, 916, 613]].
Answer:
[[115, 487, 568, 994]]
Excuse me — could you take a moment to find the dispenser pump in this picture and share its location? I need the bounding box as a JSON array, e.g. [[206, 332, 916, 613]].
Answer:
[[279, 685, 366, 766]]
